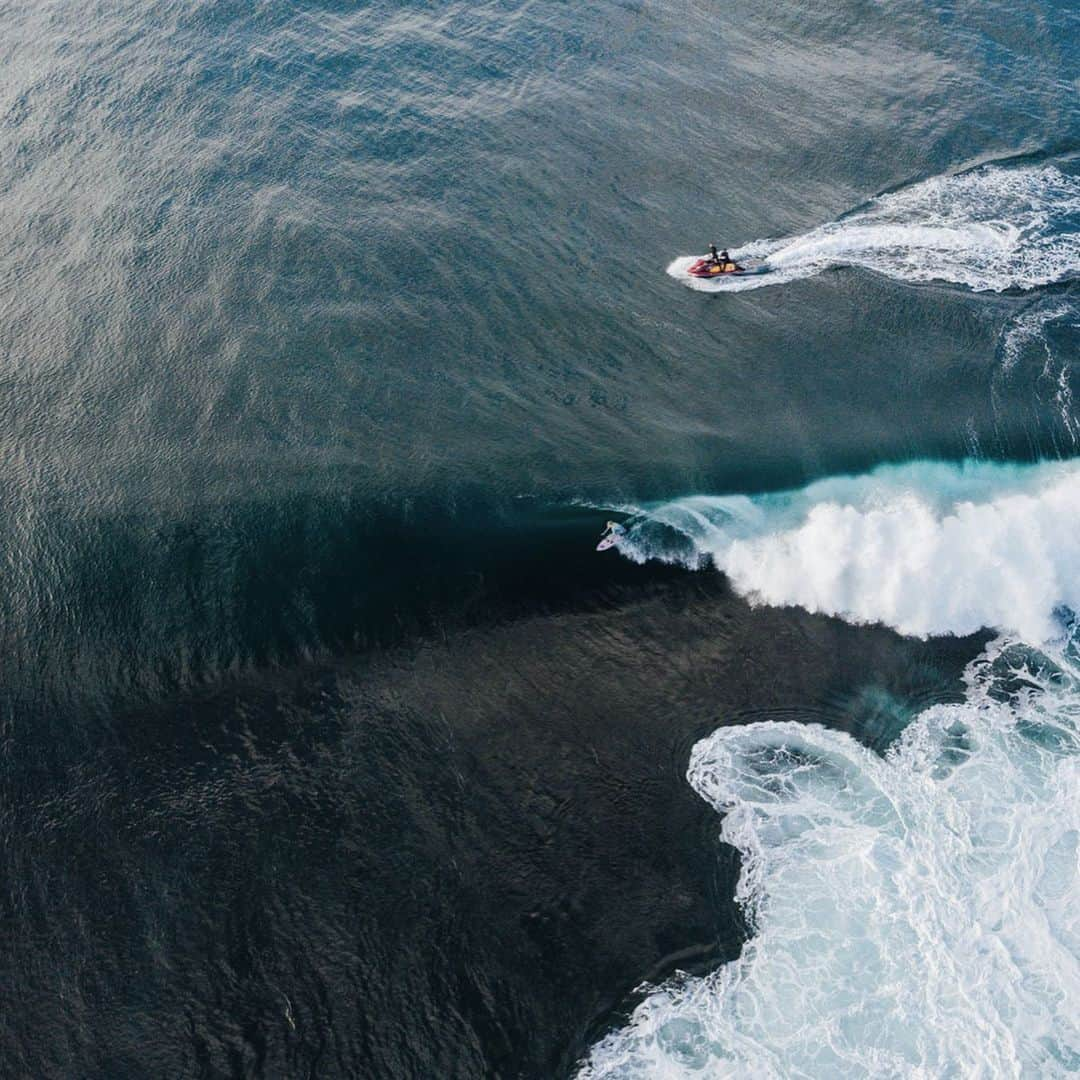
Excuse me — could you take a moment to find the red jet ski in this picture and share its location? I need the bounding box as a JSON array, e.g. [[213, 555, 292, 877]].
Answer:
[[687, 256, 747, 278]]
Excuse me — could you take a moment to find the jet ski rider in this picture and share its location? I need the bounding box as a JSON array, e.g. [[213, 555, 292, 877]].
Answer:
[[709, 244, 741, 272]]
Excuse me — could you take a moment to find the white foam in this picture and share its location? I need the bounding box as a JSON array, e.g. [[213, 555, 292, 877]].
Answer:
[[580, 636, 1080, 1078], [668, 164, 1080, 293], [582, 460, 1080, 1077], [603, 459, 1080, 641]]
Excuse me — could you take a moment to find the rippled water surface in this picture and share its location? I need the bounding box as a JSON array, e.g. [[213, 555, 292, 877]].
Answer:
[[1, 0, 1078, 1076]]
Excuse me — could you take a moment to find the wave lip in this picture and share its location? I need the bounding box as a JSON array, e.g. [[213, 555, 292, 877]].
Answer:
[[580, 636, 1080, 1079], [602, 459, 1080, 642], [669, 163, 1080, 293]]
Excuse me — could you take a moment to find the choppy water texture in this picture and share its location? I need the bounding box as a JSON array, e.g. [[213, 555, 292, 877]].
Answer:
[[1, 0, 1079, 1076]]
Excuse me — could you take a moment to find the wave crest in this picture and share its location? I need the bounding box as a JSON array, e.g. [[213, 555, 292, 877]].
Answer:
[[602, 459, 1080, 641]]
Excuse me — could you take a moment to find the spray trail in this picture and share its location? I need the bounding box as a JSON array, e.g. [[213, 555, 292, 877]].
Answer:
[[669, 164, 1080, 293]]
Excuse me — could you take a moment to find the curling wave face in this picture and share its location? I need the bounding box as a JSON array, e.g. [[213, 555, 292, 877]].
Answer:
[[600, 458, 1080, 641], [669, 164, 1080, 293], [580, 635, 1080, 1078]]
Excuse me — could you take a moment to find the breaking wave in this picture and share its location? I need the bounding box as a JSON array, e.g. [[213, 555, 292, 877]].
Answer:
[[668, 164, 1080, 293], [599, 458, 1080, 641], [582, 458, 1080, 1077]]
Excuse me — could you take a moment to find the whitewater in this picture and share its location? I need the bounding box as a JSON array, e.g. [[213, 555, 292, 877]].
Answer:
[[668, 163, 1080, 293], [582, 460, 1080, 1078]]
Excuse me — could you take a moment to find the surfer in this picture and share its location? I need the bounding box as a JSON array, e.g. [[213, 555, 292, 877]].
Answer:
[[596, 521, 624, 551]]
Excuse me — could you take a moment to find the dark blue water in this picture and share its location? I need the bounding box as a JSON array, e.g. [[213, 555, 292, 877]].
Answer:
[[2, 0, 1078, 1076]]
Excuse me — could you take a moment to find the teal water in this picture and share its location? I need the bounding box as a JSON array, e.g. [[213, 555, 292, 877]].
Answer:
[[1, 0, 1078, 1075]]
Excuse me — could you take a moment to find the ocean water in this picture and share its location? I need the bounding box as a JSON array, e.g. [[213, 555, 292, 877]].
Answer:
[[1, 0, 1078, 1076]]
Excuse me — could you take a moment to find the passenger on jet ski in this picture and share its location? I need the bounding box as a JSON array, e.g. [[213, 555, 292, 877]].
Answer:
[[709, 244, 741, 273]]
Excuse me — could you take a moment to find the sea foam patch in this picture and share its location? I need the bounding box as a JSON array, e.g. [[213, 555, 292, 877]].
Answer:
[[580, 636, 1080, 1078], [602, 459, 1080, 641], [669, 163, 1080, 293]]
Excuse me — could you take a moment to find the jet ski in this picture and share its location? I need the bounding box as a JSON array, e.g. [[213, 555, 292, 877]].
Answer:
[[686, 256, 748, 278]]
